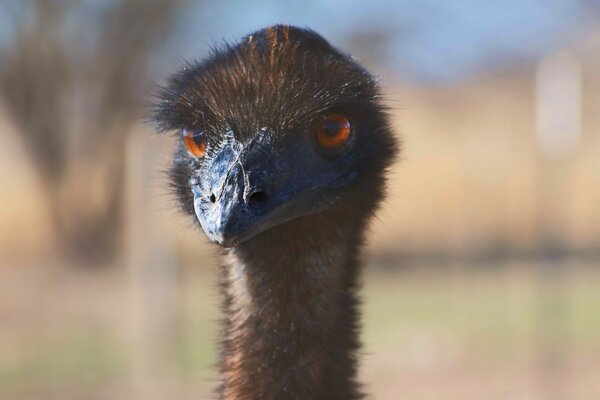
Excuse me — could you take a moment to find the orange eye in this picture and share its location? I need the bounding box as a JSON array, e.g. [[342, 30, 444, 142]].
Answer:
[[315, 114, 351, 150], [182, 129, 207, 158]]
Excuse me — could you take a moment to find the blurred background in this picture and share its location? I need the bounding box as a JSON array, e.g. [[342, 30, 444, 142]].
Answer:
[[1, 1, 599, 399]]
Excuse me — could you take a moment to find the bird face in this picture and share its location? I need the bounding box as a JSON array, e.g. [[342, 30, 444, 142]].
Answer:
[[184, 115, 364, 247], [153, 26, 398, 247]]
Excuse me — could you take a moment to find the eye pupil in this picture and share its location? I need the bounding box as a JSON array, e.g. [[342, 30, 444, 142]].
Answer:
[[182, 129, 207, 158], [316, 114, 351, 150], [322, 123, 342, 136]]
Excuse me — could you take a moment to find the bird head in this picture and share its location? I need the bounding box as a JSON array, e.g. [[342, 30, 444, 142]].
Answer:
[[152, 25, 398, 247]]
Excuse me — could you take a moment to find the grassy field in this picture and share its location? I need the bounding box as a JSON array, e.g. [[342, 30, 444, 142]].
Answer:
[[0, 260, 599, 400]]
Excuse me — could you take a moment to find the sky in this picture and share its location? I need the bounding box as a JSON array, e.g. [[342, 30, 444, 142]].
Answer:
[[173, 0, 599, 84], [0, 0, 598, 85]]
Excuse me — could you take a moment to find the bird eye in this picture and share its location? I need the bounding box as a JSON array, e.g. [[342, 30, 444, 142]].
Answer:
[[182, 129, 207, 158], [315, 114, 351, 150]]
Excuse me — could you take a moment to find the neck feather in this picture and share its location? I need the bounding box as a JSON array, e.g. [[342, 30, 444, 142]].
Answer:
[[216, 214, 366, 400]]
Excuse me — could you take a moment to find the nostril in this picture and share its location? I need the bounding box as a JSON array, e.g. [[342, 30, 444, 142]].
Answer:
[[247, 191, 268, 203], [209, 193, 216, 203]]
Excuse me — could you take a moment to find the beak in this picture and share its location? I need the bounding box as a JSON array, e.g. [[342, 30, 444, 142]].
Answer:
[[193, 134, 292, 247], [192, 133, 358, 247], [194, 161, 262, 247]]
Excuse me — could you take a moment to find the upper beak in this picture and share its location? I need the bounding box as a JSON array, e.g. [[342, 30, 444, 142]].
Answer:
[[195, 161, 263, 246], [192, 133, 358, 247], [193, 135, 288, 247]]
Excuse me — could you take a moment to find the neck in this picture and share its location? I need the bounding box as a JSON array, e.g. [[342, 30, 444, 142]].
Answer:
[[216, 214, 366, 400]]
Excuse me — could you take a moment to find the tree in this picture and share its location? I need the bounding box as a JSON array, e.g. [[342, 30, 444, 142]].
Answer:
[[0, 0, 183, 265]]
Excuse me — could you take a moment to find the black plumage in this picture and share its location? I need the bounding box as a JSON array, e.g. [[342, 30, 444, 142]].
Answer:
[[152, 25, 399, 400]]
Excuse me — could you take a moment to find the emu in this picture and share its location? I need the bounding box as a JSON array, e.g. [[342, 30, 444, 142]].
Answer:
[[152, 25, 398, 400]]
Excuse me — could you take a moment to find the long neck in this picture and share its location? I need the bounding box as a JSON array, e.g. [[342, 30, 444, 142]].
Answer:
[[216, 214, 366, 400]]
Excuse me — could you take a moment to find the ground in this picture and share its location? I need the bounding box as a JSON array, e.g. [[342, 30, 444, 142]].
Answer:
[[0, 260, 599, 400]]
